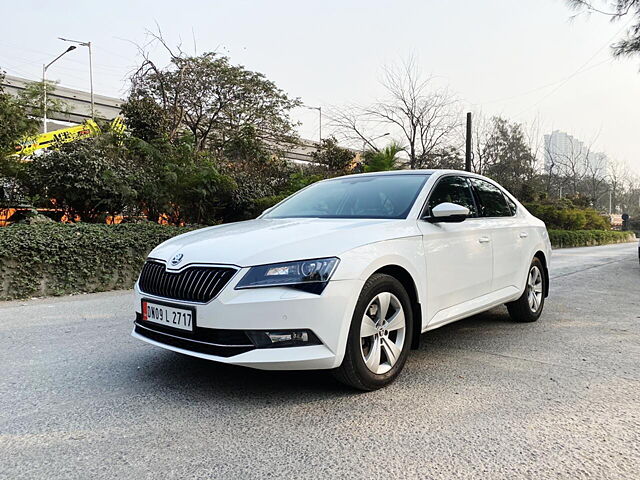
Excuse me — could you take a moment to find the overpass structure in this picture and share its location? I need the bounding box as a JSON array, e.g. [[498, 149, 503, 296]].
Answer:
[[1, 75, 355, 164], [1, 74, 122, 131]]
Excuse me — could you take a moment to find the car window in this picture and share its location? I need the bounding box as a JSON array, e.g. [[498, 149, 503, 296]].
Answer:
[[426, 176, 477, 217], [264, 174, 430, 219], [469, 178, 513, 217]]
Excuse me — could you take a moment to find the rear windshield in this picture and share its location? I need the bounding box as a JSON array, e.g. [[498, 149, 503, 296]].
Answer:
[[264, 174, 430, 219]]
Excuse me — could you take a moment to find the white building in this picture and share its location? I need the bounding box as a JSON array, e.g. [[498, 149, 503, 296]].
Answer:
[[543, 130, 608, 176]]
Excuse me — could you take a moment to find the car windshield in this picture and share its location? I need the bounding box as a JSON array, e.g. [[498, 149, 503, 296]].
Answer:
[[263, 174, 430, 219]]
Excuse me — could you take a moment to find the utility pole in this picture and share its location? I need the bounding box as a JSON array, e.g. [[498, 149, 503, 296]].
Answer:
[[465, 112, 472, 172], [42, 45, 77, 133], [59, 38, 94, 119], [609, 190, 612, 215]]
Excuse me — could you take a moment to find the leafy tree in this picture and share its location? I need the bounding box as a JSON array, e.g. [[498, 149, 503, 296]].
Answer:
[[17, 80, 72, 119], [117, 135, 237, 225], [0, 70, 39, 204], [567, 1, 640, 58], [0, 71, 39, 157], [23, 136, 137, 222], [424, 146, 464, 170], [364, 142, 403, 172], [120, 96, 167, 143], [124, 46, 301, 153], [311, 137, 355, 173], [483, 117, 538, 200], [221, 156, 294, 221]]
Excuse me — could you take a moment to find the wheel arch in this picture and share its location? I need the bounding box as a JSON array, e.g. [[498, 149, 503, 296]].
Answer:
[[372, 264, 423, 350], [533, 250, 550, 297]]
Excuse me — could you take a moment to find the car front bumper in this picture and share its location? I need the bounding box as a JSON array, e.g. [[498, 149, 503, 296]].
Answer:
[[132, 276, 364, 370]]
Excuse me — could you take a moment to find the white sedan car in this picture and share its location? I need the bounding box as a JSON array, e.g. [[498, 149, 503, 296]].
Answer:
[[133, 170, 551, 390]]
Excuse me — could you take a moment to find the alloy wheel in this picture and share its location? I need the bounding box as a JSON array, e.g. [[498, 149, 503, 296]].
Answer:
[[360, 292, 406, 375], [527, 265, 543, 313]]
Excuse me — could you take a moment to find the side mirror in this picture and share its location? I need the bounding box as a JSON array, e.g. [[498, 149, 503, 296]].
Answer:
[[425, 202, 470, 223]]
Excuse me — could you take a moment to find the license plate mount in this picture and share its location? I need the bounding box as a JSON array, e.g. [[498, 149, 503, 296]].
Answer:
[[141, 299, 195, 332]]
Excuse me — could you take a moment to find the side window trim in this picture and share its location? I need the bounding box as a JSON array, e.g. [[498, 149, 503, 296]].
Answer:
[[420, 174, 479, 219], [469, 177, 517, 218], [503, 192, 518, 216]]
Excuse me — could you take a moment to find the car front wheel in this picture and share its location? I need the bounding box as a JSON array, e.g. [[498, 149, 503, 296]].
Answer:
[[333, 273, 413, 391]]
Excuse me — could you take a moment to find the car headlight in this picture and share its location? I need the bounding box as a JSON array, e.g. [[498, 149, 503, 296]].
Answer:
[[235, 257, 339, 293]]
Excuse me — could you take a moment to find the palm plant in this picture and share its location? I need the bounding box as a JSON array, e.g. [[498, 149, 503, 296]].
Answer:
[[364, 142, 404, 172]]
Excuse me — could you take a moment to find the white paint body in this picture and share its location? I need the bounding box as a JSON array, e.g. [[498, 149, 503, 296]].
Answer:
[[132, 170, 551, 370]]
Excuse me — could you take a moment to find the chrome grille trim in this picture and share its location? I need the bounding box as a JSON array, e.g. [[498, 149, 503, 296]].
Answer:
[[138, 260, 237, 303]]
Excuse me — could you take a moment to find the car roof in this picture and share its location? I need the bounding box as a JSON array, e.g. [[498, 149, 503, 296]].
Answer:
[[324, 169, 476, 180]]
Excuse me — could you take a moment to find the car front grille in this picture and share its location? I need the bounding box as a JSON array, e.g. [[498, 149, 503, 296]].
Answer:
[[138, 260, 237, 303]]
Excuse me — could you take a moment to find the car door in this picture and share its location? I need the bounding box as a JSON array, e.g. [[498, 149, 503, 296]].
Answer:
[[417, 175, 494, 325], [468, 178, 524, 293]]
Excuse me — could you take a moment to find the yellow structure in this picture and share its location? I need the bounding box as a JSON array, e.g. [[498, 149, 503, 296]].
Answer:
[[13, 117, 126, 156]]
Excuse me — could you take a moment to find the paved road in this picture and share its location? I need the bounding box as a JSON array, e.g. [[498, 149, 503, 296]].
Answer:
[[1, 243, 638, 479]]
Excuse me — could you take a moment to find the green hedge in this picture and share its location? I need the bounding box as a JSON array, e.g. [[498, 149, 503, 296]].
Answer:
[[1, 224, 636, 300], [0, 223, 198, 301], [549, 229, 636, 249]]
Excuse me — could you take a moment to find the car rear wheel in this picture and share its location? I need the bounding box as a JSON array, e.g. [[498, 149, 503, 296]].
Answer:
[[333, 273, 413, 391], [506, 257, 545, 323]]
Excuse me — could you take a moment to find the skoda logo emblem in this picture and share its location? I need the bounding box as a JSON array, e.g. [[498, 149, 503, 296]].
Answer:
[[170, 253, 184, 266]]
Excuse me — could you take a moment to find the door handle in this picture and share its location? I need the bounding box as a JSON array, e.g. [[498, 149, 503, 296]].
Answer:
[[519, 232, 528, 238], [478, 236, 491, 244]]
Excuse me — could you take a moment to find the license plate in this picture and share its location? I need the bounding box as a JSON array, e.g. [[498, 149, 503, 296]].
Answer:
[[142, 300, 194, 331]]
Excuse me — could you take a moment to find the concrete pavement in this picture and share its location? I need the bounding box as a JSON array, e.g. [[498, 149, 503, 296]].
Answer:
[[0, 242, 638, 479]]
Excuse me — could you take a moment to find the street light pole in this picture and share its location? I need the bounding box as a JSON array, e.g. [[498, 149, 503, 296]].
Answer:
[[362, 132, 390, 154], [59, 37, 94, 119], [42, 45, 77, 133], [306, 106, 322, 144]]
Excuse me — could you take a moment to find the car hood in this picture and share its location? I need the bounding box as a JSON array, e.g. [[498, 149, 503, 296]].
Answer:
[[149, 218, 419, 267]]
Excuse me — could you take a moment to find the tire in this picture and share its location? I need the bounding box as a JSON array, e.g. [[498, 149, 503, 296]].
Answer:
[[333, 273, 413, 391], [506, 257, 546, 323]]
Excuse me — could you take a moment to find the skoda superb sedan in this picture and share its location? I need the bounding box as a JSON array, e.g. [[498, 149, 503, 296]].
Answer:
[[132, 170, 551, 390]]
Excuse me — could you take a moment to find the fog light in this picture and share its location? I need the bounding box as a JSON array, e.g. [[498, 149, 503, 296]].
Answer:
[[246, 329, 320, 348], [268, 331, 308, 343]]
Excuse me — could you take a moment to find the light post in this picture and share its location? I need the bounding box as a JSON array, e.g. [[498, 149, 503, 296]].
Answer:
[[43, 45, 77, 133], [59, 37, 94, 120], [362, 132, 390, 154], [306, 105, 322, 144]]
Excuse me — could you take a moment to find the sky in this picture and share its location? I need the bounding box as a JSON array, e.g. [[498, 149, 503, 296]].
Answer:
[[1, 0, 639, 172]]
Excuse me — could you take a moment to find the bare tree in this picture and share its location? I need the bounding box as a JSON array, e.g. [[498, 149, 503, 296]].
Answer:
[[329, 105, 383, 153], [583, 151, 608, 204], [607, 158, 630, 213], [330, 60, 459, 169], [554, 136, 590, 196]]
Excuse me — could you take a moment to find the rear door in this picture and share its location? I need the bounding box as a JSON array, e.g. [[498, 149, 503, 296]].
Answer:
[[468, 178, 525, 293], [418, 175, 494, 323]]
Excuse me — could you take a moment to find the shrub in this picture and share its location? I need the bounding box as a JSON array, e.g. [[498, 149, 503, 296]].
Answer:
[[524, 201, 610, 231], [548, 229, 636, 248], [311, 137, 355, 173], [0, 223, 198, 300], [23, 136, 138, 222]]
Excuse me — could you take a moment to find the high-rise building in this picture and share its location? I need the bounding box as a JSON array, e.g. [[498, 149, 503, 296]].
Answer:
[[543, 130, 608, 175]]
